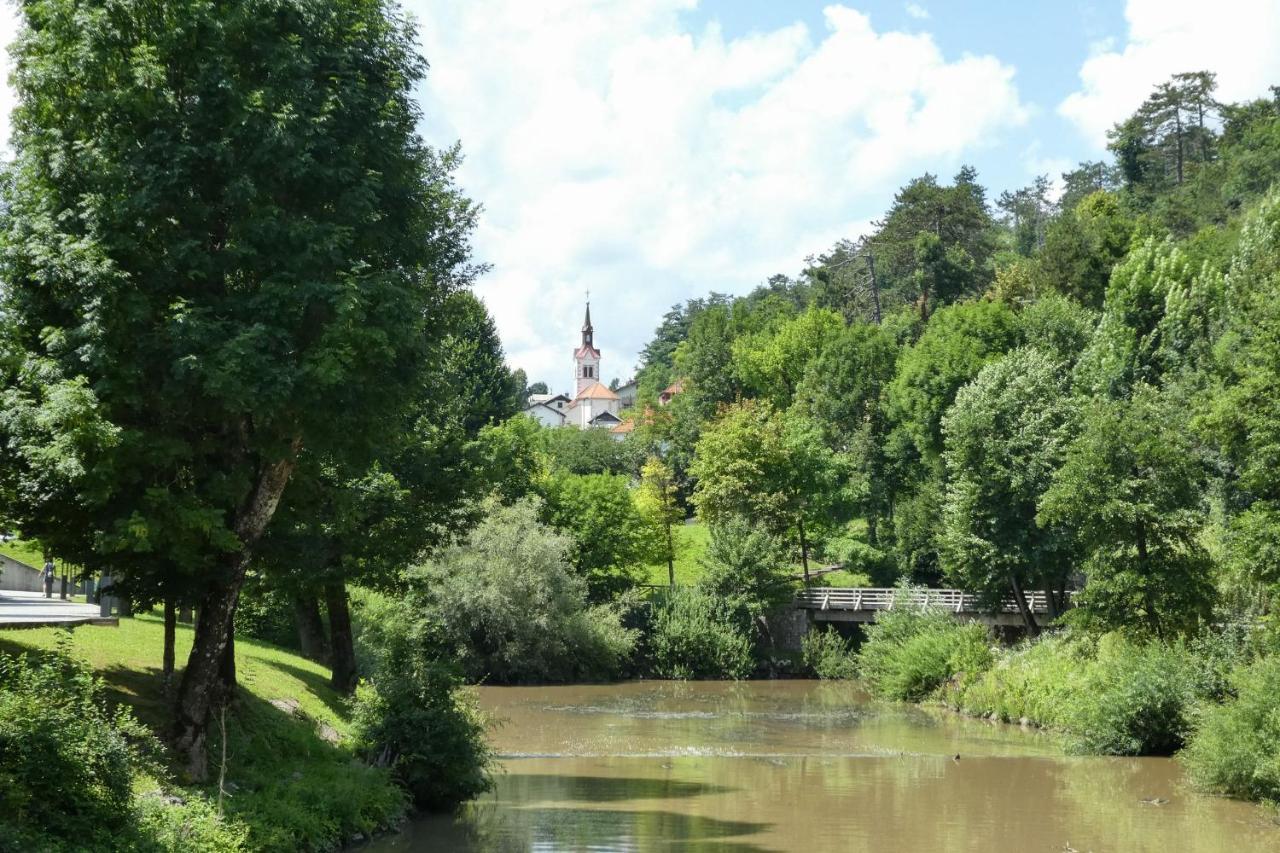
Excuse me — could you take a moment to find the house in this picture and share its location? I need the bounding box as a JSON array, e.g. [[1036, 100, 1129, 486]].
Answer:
[[615, 379, 638, 410], [523, 400, 566, 428], [659, 378, 685, 405]]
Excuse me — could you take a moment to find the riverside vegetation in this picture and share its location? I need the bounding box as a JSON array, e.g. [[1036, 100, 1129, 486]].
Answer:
[[2, 2, 1280, 850]]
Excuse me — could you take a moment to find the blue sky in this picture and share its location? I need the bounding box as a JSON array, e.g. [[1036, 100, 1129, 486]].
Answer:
[[1, 1, 1277, 390]]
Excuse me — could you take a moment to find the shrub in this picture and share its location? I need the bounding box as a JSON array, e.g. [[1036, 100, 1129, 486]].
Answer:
[[955, 632, 1199, 756], [1182, 655, 1280, 801], [857, 605, 993, 701], [802, 628, 858, 679], [414, 498, 637, 682], [648, 586, 754, 680], [0, 638, 155, 847], [349, 589, 494, 812], [1063, 634, 1197, 755]]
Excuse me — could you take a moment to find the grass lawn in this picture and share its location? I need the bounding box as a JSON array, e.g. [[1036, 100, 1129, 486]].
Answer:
[[643, 520, 711, 585], [0, 612, 404, 851], [0, 536, 45, 568]]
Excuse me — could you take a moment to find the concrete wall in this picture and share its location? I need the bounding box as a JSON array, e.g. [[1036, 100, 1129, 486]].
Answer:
[[0, 554, 44, 592]]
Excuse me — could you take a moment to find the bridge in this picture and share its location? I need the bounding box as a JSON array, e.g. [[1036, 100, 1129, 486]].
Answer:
[[795, 587, 1059, 627]]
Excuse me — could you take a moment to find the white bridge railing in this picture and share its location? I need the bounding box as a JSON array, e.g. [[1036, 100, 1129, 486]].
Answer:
[[794, 587, 1055, 614]]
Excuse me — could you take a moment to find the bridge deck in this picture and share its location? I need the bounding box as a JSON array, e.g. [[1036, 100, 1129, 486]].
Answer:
[[795, 587, 1055, 627]]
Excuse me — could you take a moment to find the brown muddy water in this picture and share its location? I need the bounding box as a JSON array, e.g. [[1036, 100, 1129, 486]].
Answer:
[[365, 680, 1279, 852]]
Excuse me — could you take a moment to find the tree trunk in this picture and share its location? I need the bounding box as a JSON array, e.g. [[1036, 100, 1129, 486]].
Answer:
[[797, 518, 811, 585], [218, 630, 237, 701], [118, 596, 134, 618], [163, 597, 177, 692], [1009, 574, 1039, 636], [173, 451, 296, 782], [325, 581, 358, 694], [293, 593, 329, 662], [666, 521, 675, 589], [1042, 580, 1060, 621]]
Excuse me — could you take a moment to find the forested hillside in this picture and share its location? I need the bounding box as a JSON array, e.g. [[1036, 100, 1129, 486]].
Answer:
[[627, 73, 1280, 634]]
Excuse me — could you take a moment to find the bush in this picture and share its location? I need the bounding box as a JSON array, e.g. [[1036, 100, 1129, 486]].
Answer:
[[0, 638, 154, 846], [1064, 634, 1197, 755], [349, 589, 494, 812], [415, 498, 637, 683], [1182, 655, 1280, 801], [802, 628, 858, 679], [857, 604, 994, 701], [648, 586, 754, 680], [955, 632, 1199, 756]]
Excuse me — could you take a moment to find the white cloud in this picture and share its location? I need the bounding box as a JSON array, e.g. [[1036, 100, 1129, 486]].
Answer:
[[1060, 0, 1280, 147], [0, 2, 1028, 388], [905, 4, 930, 20], [407, 1, 1026, 384]]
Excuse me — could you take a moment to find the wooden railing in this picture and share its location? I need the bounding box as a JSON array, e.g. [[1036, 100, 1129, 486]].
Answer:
[[794, 587, 1057, 615]]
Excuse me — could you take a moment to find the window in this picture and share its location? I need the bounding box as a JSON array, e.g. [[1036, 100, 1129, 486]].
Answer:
[[584, 365, 593, 378]]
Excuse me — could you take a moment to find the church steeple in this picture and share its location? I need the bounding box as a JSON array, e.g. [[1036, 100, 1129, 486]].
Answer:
[[574, 297, 601, 397]]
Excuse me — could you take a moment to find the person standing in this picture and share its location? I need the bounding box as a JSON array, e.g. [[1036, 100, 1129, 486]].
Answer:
[[42, 558, 55, 599]]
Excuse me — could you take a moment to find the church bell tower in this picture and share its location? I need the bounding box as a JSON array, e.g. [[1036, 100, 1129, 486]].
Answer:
[[574, 301, 601, 396]]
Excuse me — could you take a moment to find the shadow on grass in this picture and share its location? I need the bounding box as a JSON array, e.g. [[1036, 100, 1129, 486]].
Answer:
[[252, 657, 349, 720]]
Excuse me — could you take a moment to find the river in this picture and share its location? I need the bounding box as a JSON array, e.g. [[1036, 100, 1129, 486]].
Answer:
[[367, 680, 1279, 852]]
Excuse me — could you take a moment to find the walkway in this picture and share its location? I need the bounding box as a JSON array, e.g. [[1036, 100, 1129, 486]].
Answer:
[[0, 590, 117, 629]]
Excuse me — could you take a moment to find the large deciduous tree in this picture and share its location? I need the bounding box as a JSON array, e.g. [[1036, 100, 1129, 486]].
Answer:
[[0, 0, 475, 778], [690, 400, 846, 580], [940, 348, 1079, 632]]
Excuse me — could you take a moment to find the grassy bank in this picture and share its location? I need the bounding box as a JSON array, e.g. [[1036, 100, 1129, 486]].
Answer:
[[0, 614, 405, 851]]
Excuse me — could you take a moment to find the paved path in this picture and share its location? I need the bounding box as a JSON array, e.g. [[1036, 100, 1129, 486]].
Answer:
[[0, 590, 117, 628]]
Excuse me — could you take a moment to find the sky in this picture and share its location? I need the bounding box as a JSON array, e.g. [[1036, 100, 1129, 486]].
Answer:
[[1, 1, 1278, 391]]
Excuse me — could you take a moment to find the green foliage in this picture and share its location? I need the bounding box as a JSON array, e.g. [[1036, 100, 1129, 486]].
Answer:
[[543, 427, 640, 476], [542, 472, 652, 601], [636, 456, 685, 587], [889, 300, 1021, 459], [0, 639, 152, 843], [647, 587, 755, 680], [1183, 655, 1280, 801], [940, 348, 1077, 615], [732, 307, 843, 408], [1062, 635, 1198, 755], [1036, 191, 1134, 308], [955, 632, 1200, 756], [857, 604, 993, 701], [1074, 236, 1198, 397], [414, 499, 636, 683], [801, 628, 859, 680], [697, 518, 795, 631], [691, 400, 846, 566], [1016, 293, 1098, 365], [349, 598, 493, 811], [1207, 191, 1280, 605], [1040, 386, 1214, 636]]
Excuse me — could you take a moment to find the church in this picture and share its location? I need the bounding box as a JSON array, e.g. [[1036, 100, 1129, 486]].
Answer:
[[523, 302, 626, 432]]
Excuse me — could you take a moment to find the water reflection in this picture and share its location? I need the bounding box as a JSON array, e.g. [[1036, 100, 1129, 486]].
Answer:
[[366, 681, 1280, 852]]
